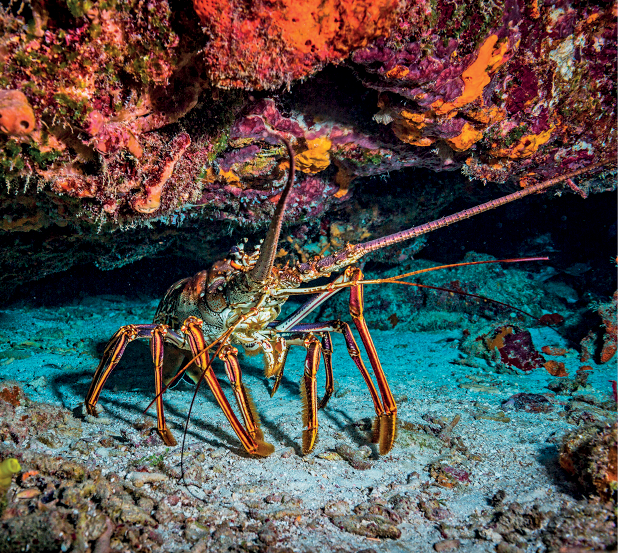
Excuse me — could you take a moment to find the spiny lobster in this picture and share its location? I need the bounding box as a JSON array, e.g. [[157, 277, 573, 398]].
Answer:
[[85, 136, 607, 457]]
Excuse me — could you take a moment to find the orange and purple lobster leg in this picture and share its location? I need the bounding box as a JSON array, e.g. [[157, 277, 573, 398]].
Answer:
[[219, 344, 272, 450], [182, 318, 274, 456], [300, 336, 322, 454], [347, 267, 397, 454], [318, 332, 334, 410], [85, 323, 183, 446]]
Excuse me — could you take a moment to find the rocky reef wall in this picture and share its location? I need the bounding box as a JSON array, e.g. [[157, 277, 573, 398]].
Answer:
[[0, 0, 615, 295]]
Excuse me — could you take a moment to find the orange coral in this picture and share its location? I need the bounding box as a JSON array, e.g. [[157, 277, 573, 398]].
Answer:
[[296, 137, 332, 174], [432, 35, 510, 115], [491, 127, 555, 159], [486, 325, 513, 350], [0, 90, 36, 136], [385, 65, 410, 79], [467, 106, 506, 125], [132, 133, 191, 214], [389, 90, 507, 152], [193, 0, 400, 89], [541, 346, 568, 356], [333, 163, 355, 198], [543, 360, 568, 377], [446, 122, 484, 151], [391, 109, 435, 147]]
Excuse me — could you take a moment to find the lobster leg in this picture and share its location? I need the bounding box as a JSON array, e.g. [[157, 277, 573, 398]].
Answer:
[[347, 267, 397, 454], [278, 321, 384, 417], [269, 343, 291, 397], [278, 296, 397, 452], [318, 332, 334, 410], [219, 345, 271, 447], [266, 333, 334, 410], [300, 336, 322, 454], [85, 324, 182, 446], [150, 325, 178, 446], [182, 318, 274, 457], [86, 325, 139, 414]]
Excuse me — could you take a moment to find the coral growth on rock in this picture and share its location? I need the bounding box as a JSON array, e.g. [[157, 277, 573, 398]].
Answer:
[[353, 0, 616, 183], [598, 291, 618, 363], [194, 0, 400, 89], [484, 326, 546, 372], [0, 0, 615, 292], [559, 422, 617, 503], [0, 381, 81, 447]]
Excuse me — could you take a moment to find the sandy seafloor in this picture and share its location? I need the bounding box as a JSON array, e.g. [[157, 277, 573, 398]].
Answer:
[[0, 268, 615, 553]]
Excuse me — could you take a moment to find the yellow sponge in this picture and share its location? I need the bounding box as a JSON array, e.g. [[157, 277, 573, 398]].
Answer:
[[0, 458, 21, 488]]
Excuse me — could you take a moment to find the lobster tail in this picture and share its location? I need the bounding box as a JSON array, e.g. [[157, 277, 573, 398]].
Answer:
[[249, 136, 296, 284]]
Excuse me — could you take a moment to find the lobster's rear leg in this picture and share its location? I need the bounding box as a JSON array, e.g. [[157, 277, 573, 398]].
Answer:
[[182, 318, 274, 456], [85, 324, 181, 446], [150, 326, 178, 446], [300, 336, 322, 454], [317, 333, 334, 409], [348, 267, 397, 454]]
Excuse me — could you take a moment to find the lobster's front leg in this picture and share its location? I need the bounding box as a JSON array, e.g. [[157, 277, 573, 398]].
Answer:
[[219, 345, 273, 454], [347, 267, 397, 454], [182, 318, 274, 456], [266, 332, 335, 410]]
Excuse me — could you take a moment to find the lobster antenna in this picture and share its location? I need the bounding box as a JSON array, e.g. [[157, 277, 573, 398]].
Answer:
[[249, 134, 296, 283], [302, 162, 608, 276], [356, 162, 608, 256]]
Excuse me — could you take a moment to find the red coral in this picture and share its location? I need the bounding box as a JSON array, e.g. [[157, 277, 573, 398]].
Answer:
[[486, 326, 545, 372], [539, 313, 565, 326]]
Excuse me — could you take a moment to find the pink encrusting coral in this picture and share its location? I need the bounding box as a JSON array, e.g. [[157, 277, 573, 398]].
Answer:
[[352, 0, 616, 183]]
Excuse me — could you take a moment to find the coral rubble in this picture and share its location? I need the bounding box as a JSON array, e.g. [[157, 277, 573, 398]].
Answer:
[[598, 291, 618, 363], [559, 422, 617, 503]]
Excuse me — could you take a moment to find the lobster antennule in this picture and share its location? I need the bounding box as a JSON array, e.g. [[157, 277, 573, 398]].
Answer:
[[249, 135, 296, 284]]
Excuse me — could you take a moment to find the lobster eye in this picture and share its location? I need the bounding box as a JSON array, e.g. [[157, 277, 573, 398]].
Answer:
[[229, 246, 240, 254]]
